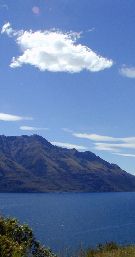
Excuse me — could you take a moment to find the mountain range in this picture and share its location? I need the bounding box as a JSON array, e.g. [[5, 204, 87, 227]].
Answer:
[[0, 134, 135, 192]]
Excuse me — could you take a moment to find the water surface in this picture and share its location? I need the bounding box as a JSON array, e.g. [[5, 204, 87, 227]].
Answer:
[[0, 192, 135, 252]]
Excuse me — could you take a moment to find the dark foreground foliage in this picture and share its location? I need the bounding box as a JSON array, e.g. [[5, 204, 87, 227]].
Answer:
[[0, 216, 56, 257]]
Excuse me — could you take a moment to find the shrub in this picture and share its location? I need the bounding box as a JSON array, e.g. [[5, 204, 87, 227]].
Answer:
[[0, 216, 56, 257]]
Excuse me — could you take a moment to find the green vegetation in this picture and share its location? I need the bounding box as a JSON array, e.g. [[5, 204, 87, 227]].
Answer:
[[0, 216, 56, 257], [0, 216, 135, 257], [84, 242, 135, 257]]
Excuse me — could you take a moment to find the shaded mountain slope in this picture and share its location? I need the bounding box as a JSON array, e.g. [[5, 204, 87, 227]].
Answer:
[[0, 135, 135, 192]]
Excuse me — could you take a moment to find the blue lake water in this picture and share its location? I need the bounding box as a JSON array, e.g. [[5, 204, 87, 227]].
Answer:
[[0, 192, 135, 252]]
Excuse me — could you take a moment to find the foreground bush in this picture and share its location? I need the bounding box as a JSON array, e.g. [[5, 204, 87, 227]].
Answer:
[[0, 216, 56, 257]]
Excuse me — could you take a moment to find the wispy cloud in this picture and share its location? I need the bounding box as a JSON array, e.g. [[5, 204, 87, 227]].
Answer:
[[73, 132, 135, 154], [86, 28, 95, 33], [0, 4, 8, 10], [0, 113, 32, 121], [73, 133, 117, 142], [94, 143, 119, 152], [113, 153, 135, 158], [32, 6, 40, 15], [62, 128, 73, 133], [94, 142, 135, 152], [73, 132, 135, 143], [1, 23, 113, 73], [51, 141, 87, 150], [20, 126, 48, 131], [120, 66, 135, 78]]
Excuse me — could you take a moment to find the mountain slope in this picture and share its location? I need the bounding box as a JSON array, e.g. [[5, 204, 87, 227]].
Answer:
[[0, 134, 135, 192]]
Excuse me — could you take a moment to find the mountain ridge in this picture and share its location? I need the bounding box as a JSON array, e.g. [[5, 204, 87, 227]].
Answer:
[[0, 134, 135, 192]]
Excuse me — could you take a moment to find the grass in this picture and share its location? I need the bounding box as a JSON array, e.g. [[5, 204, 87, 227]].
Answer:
[[59, 243, 135, 257], [86, 247, 135, 257], [84, 242, 135, 257]]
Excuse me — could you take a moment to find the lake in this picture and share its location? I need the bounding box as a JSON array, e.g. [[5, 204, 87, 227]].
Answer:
[[0, 192, 135, 253]]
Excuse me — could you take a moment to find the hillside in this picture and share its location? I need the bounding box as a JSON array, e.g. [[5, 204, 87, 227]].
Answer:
[[0, 134, 135, 192]]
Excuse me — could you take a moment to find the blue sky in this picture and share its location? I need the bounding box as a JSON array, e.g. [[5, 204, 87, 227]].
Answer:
[[1, 0, 135, 173]]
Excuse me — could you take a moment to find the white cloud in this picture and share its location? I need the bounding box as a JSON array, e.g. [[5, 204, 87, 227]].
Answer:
[[73, 133, 117, 142], [62, 128, 73, 133], [1, 23, 113, 73], [32, 6, 40, 15], [73, 132, 135, 154], [73, 132, 135, 143], [51, 141, 87, 150], [20, 126, 48, 131], [113, 153, 135, 158], [94, 142, 135, 152], [0, 113, 32, 121], [1, 22, 14, 36], [120, 66, 135, 78], [94, 143, 119, 152]]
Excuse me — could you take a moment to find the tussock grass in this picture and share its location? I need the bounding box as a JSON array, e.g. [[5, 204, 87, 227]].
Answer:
[[85, 243, 135, 257], [86, 247, 135, 257]]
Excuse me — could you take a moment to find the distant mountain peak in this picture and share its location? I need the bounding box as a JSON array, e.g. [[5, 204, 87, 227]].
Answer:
[[0, 135, 134, 192]]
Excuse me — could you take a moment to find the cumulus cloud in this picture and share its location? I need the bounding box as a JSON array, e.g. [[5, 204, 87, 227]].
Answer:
[[0, 113, 32, 121], [20, 126, 48, 131], [51, 141, 87, 150], [120, 66, 135, 78], [1, 22, 113, 73]]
